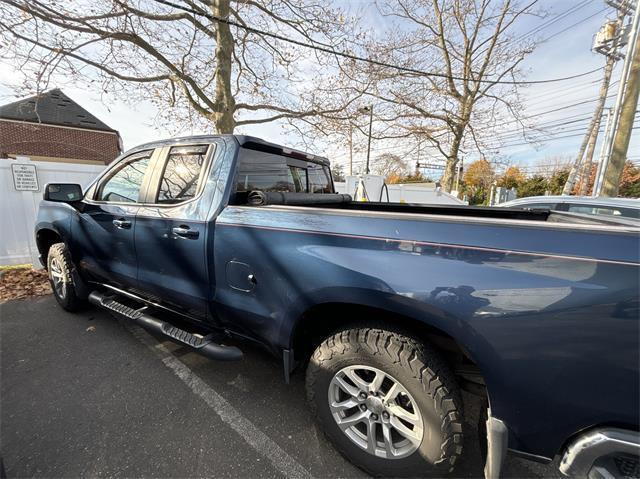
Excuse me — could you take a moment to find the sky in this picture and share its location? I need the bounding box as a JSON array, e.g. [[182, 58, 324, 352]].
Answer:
[[0, 0, 638, 179]]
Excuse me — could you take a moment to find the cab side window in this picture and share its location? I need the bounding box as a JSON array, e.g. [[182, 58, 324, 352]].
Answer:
[[96, 150, 152, 203], [308, 163, 332, 193], [289, 166, 308, 192], [236, 149, 295, 192], [157, 145, 209, 204], [236, 148, 333, 194]]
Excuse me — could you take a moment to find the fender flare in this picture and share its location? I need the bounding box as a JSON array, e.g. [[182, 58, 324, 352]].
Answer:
[[279, 286, 500, 379]]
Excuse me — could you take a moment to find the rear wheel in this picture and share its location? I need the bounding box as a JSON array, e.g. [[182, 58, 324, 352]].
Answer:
[[47, 242, 84, 312], [306, 327, 464, 477]]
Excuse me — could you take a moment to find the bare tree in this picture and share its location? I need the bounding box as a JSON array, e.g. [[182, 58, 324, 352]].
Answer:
[[534, 154, 572, 179], [371, 152, 409, 178], [337, 0, 539, 192], [0, 0, 364, 134]]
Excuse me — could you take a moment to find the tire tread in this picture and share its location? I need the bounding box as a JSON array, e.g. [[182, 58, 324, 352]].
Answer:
[[47, 242, 83, 312], [306, 326, 464, 476]]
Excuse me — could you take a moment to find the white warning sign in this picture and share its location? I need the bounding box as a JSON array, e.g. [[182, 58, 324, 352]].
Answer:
[[11, 163, 39, 191]]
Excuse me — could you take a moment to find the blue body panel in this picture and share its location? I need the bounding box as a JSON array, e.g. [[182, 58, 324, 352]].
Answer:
[[35, 135, 640, 461], [212, 205, 639, 458], [69, 202, 139, 288]]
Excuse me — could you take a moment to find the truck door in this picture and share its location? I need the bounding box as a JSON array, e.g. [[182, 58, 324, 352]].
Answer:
[[70, 149, 155, 290], [134, 144, 214, 321]]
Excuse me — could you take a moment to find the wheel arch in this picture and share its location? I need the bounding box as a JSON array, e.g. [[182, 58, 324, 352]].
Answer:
[[35, 226, 63, 266], [288, 300, 489, 401]]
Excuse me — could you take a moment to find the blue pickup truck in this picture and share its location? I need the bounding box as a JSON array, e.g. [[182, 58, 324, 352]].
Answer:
[[36, 135, 639, 478]]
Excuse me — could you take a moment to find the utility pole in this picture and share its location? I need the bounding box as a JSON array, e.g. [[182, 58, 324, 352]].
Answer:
[[593, 108, 613, 193], [579, 55, 617, 195], [563, 10, 626, 195], [415, 135, 422, 176], [598, 0, 639, 195], [563, 120, 596, 194], [602, 24, 640, 196]]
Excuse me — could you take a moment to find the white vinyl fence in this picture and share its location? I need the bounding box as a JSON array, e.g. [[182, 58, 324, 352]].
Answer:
[[334, 177, 467, 205], [0, 157, 105, 266]]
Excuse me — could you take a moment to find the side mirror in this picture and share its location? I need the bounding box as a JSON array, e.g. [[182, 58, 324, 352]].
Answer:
[[43, 183, 83, 203]]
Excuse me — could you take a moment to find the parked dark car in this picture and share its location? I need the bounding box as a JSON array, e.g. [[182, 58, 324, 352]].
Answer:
[[36, 135, 640, 478]]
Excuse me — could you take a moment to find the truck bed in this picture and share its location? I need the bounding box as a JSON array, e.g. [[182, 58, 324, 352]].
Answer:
[[237, 191, 640, 227]]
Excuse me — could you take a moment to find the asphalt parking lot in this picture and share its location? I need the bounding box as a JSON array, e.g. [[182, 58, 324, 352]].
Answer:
[[1, 296, 562, 478]]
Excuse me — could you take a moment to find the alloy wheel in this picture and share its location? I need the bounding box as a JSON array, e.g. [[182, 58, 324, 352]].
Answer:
[[49, 257, 67, 299], [328, 365, 424, 459]]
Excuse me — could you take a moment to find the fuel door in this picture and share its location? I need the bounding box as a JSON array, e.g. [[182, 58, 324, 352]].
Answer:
[[225, 261, 256, 292]]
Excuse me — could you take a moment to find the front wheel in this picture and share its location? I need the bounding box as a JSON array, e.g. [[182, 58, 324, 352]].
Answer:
[[47, 242, 84, 312], [306, 328, 463, 477]]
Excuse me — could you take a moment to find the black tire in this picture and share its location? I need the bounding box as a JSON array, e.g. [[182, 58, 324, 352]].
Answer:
[[306, 327, 463, 477], [47, 242, 84, 312]]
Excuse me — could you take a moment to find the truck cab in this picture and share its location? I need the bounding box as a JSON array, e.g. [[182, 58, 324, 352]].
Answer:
[[39, 135, 332, 323]]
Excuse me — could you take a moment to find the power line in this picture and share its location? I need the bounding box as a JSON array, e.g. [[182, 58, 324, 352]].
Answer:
[[468, 95, 615, 135], [515, 0, 595, 42], [152, 0, 604, 86], [521, 95, 614, 118], [489, 126, 639, 149], [523, 78, 617, 106], [331, 110, 618, 162], [332, 104, 634, 162], [539, 7, 610, 43], [489, 116, 594, 140], [490, 112, 639, 140]]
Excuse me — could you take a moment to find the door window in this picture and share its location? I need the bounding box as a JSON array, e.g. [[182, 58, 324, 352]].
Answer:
[[96, 151, 152, 203], [156, 145, 209, 204]]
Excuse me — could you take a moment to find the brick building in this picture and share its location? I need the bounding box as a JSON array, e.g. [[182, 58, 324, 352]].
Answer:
[[0, 89, 122, 165]]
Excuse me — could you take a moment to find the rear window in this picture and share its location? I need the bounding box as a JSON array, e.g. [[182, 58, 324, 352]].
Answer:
[[236, 149, 332, 193]]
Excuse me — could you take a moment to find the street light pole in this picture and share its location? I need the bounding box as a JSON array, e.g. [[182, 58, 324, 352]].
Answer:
[[348, 123, 353, 176], [365, 105, 373, 174]]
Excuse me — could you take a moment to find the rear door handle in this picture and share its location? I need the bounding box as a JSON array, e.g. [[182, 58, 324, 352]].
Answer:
[[113, 218, 132, 229], [172, 226, 199, 239]]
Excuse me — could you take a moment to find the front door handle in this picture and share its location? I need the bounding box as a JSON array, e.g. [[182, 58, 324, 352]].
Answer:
[[172, 226, 199, 239], [113, 218, 132, 229]]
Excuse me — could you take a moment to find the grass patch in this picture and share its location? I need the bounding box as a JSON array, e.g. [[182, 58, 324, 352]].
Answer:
[[0, 264, 32, 271]]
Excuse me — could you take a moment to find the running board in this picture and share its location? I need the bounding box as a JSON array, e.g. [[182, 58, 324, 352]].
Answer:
[[88, 291, 242, 361]]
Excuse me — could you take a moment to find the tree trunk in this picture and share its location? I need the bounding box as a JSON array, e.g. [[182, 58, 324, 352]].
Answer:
[[441, 131, 463, 192], [211, 0, 236, 133], [602, 31, 640, 197]]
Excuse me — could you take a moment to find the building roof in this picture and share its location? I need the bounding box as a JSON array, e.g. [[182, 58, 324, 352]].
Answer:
[[0, 88, 116, 133]]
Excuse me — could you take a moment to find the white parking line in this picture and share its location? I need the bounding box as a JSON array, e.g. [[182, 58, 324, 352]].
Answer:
[[127, 324, 314, 479]]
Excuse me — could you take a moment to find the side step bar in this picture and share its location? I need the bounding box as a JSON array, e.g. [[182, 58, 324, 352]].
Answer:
[[88, 291, 243, 361]]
